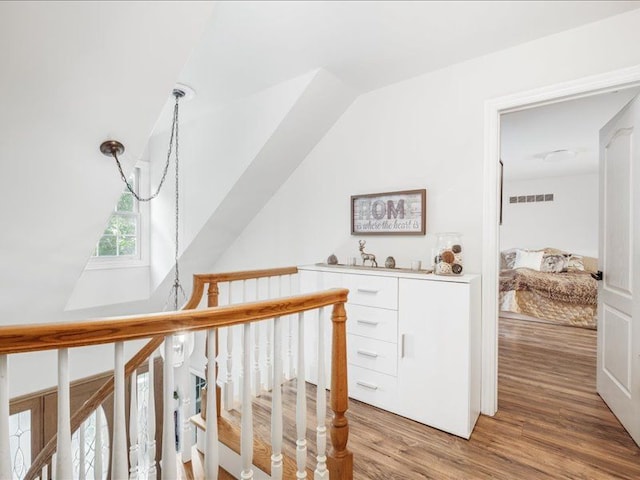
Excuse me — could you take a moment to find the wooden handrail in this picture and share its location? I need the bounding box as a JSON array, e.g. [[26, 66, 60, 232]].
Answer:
[[0, 290, 346, 355], [194, 266, 298, 284], [21, 266, 300, 480]]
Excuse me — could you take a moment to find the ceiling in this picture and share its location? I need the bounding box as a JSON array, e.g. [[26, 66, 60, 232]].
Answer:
[[501, 87, 640, 180], [154, 0, 640, 128], [1, 0, 639, 324]]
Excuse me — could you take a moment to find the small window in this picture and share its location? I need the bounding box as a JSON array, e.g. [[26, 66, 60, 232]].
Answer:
[[194, 374, 206, 414], [93, 169, 140, 259]]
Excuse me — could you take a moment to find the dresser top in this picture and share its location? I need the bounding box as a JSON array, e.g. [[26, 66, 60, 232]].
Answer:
[[299, 264, 480, 284]]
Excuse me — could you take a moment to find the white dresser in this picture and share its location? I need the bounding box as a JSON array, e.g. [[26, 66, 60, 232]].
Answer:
[[299, 264, 481, 439]]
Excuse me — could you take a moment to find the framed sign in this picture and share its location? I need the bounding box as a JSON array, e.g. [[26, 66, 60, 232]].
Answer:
[[351, 189, 426, 235]]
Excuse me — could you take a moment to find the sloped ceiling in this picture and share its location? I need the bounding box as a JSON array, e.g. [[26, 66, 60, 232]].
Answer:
[[148, 69, 358, 305], [4, 1, 640, 324], [158, 0, 640, 125], [0, 1, 214, 324]]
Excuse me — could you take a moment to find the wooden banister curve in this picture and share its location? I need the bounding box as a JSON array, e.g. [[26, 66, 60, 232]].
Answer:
[[17, 266, 352, 480], [0, 290, 346, 355], [22, 266, 301, 480]]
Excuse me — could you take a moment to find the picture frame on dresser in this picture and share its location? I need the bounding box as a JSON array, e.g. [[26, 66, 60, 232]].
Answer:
[[351, 189, 426, 235]]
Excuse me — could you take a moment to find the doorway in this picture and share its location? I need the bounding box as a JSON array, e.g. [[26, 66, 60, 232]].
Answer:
[[481, 65, 640, 417], [493, 88, 640, 458]]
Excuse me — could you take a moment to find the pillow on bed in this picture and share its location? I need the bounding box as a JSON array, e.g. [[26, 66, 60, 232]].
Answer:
[[501, 249, 518, 269], [544, 247, 570, 256], [567, 254, 585, 272], [513, 249, 544, 271], [540, 254, 568, 273]]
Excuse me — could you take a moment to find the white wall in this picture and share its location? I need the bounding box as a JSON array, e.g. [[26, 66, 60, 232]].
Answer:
[[500, 174, 599, 257], [147, 69, 356, 302], [148, 71, 318, 291], [212, 11, 640, 278], [64, 266, 151, 311]]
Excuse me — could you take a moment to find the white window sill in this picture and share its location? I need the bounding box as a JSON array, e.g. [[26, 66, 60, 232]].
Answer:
[[85, 258, 149, 271]]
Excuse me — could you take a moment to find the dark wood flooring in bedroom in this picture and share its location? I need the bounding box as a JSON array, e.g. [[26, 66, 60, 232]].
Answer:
[[246, 317, 640, 479]]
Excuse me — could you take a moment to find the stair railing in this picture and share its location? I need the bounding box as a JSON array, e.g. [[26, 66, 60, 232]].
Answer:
[[2, 267, 353, 480], [18, 267, 297, 480]]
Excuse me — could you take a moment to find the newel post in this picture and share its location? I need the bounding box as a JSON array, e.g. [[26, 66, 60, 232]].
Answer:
[[327, 302, 353, 480]]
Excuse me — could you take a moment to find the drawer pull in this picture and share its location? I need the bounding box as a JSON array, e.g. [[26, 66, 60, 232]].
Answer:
[[357, 349, 379, 358], [356, 380, 379, 390], [357, 288, 380, 294], [357, 319, 379, 326]]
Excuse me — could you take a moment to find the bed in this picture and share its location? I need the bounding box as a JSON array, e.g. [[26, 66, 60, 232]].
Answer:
[[499, 248, 598, 329]]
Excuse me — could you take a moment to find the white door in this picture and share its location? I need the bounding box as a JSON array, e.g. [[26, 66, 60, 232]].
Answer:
[[597, 94, 640, 446]]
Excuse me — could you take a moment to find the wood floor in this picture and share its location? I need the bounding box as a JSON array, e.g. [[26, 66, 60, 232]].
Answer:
[[242, 317, 640, 479]]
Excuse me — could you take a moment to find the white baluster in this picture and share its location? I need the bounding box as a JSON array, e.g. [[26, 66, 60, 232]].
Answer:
[[94, 409, 103, 480], [314, 309, 328, 480], [253, 279, 262, 396], [271, 317, 284, 480], [51, 454, 57, 480], [178, 338, 192, 464], [296, 313, 307, 479], [112, 342, 128, 480], [0, 355, 10, 480], [147, 353, 157, 480], [162, 336, 176, 480], [241, 323, 254, 480], [204, 328, 219, 479], [42, 464, 49, 480], [79, 420, 86, 480], [56, 348, 72, 480], [224, 286, 234, 410], [287, 275, 296, 380], [265, 278, 276, 391], [129, 370, 139, 479]]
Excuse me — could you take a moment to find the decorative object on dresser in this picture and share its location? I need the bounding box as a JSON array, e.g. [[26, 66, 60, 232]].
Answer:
[[351, 189, 426, 235], [434, 232, 464, 275], [299, 265, 482, 439], [358, 240, 378, 267], [384, 256, 396, 268], [327, 254, 338, 265]]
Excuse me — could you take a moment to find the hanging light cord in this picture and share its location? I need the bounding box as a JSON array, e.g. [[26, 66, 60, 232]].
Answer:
[[112, 96, 180, 202], [169, 96, 185, 311]]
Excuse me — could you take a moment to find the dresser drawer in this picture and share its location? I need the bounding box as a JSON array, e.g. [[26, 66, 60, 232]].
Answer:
[[343, 273, 398, 310], [347, 334, 397, 376], [348, 365, 398, 410], [346, 304, 398, 343]]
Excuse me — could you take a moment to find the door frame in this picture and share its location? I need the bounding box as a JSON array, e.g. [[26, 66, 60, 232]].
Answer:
[[481, 64, 640, 416]]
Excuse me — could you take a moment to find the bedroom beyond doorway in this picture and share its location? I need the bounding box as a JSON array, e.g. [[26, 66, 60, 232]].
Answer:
[[495, 84, 640, 449]]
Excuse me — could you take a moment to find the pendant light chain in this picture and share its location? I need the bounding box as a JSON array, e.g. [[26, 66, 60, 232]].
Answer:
[[102, 89, 187, 311], [112, 96, 180, 202]]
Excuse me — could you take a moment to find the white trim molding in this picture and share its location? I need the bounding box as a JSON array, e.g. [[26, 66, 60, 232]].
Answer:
[[482, 64, 640, 416]]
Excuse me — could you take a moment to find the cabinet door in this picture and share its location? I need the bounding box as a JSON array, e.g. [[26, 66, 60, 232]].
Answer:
[[397, 278, 472, 438]]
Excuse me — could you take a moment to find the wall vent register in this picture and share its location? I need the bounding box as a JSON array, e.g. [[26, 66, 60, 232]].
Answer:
[[509, 193, 554, 203]]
